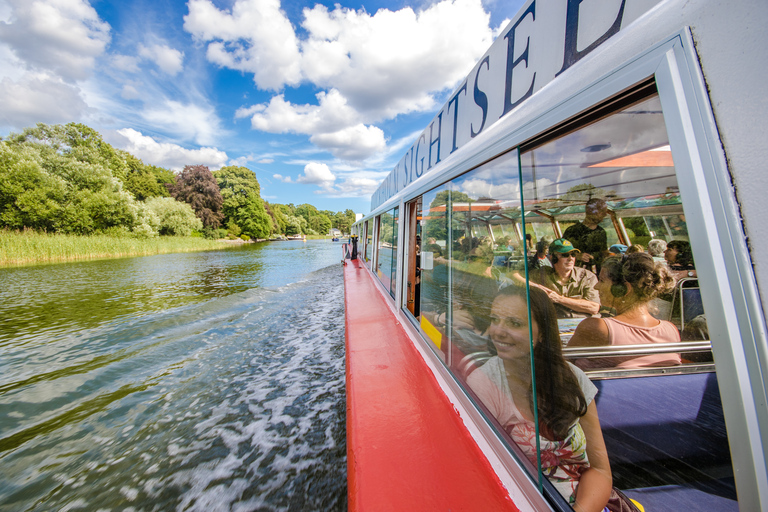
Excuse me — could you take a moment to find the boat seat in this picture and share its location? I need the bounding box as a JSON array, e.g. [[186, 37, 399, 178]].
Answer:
[[594, 372, 737, 510]]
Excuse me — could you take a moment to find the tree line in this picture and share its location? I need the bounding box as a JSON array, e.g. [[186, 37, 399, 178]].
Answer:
[[0, 123, 357, 240]]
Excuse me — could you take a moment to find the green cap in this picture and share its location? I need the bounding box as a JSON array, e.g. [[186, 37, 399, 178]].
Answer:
[[549, 238, 580, 254]]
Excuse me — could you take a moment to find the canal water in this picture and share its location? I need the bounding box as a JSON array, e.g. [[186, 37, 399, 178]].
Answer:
[[0, 240, 347, 512]]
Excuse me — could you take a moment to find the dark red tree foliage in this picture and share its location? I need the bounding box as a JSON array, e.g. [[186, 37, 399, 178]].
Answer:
[[166, 165, 224, 228]]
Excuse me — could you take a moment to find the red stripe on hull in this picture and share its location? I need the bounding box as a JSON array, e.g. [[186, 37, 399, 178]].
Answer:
[[344, 257, 519, 511]]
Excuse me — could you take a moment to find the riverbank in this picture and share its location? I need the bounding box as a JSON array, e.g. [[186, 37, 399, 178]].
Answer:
[[0, 230, 233, 267]]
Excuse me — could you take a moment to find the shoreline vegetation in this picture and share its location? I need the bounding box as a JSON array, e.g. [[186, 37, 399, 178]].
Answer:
[[0, 230, 346, 268], [0, 230, 231, 267]]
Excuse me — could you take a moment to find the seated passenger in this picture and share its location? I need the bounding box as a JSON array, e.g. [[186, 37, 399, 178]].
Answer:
[[467, 285, 612, 510], [516, 238, 600, 318], [626, 244, 644, 254], [567, 252, 681, 369], [665, 239, 697, 280], [647, 239, 667, 262], [517, 236, 552, 270]]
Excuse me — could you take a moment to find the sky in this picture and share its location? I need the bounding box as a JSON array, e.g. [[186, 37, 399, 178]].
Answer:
[[0, 0, 525, 214]]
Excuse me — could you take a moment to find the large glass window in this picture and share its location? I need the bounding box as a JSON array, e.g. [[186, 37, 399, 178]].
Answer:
[[364, 220, 372, 267], [376, 208, 399, 299], [410, 86, 733, 511]]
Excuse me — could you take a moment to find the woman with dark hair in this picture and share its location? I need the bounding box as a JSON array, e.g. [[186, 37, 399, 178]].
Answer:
[[567, 253, 680, 369], [664, 240, 696, 279], [467, 285, 613, 511]]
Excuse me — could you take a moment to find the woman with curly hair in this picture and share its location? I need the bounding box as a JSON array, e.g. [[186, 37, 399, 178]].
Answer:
[[467, 284, 613, 511], [567, 252, 680, 369]]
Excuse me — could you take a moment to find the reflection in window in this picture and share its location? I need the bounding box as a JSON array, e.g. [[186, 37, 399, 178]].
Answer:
[[364, 220, 372, 267], [376, 208, 399, 299], [411, 89, 732, 510]]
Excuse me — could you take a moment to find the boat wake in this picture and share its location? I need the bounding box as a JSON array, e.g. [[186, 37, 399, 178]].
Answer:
[[0, 263, 347, 512]]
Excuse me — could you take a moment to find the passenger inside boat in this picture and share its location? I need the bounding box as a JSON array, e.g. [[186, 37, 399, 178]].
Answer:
[[466, 284, 615, 511], [396, 90, 730, 510], [566, 252, 682, 369], [562, 198, 609, 273], [519, 239, 600, 319]]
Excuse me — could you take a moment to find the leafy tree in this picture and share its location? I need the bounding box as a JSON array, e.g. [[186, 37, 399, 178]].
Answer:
[[167, 165, 224, 228], [264, 202, 284, 235], [144, 197, 202, 236], [9, 122, 131, 183], [123, 153, 173, 201], [213, 165, 272, 239], [284, 215, 303, 236], [0, 137, 145, 234]]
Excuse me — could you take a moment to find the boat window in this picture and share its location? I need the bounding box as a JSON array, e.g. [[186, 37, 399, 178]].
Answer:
[[376, 207, 399, 299], [364, 220, 372, 268], [411, 87, 733, 510]]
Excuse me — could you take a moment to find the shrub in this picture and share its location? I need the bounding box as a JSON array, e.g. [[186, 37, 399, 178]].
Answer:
[[144, 197, 202, 236]]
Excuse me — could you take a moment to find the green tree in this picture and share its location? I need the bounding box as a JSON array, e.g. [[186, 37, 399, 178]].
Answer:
[[167, 165, 224, 228], [213, 165, 272, 239], [0, 137, 144, 234], [10, 122, 131, 183], [144, 197, 202, 236]]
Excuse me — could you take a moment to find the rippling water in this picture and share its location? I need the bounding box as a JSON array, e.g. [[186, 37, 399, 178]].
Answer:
[[0, 240, 347, 511]]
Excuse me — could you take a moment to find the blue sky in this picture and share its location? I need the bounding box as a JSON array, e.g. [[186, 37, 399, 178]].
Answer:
[[0, 0, 524, 214]]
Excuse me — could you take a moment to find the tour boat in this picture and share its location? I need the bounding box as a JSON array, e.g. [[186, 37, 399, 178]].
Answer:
[[344, 1, 768, 511]]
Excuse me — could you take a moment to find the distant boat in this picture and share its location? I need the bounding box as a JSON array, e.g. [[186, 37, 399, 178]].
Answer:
[[332, 237, 340, 242]]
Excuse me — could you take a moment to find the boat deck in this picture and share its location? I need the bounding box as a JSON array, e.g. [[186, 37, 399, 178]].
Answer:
[[344, 256, 519, 511]]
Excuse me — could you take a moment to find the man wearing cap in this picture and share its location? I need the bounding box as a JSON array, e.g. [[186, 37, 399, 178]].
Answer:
[[527, 238, 600, 318], [562, 198, 609, 272]]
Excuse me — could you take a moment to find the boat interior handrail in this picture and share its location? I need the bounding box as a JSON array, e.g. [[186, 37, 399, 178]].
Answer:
[[563, 341, 711, 358], [583, 363, 716, 380]]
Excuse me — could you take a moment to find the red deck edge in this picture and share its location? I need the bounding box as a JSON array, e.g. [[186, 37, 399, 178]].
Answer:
[[344, 257, 519, 511]]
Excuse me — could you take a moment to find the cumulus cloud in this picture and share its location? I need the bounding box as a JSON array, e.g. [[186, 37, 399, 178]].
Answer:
[[331, 176, 381, 197], [138, 43, 184, 75], [184, 0, 301, 90], [193, 0, 493, 163], [112, 128, 228, 171], [0, 73, 89, 129], [141, 100, 224, 146], [300, 0, 493, 118], [273, 173, 292, 183], [310, 125, 386, 162], [297, 162, 335, 186], [0, 0, 110, 81], [238, 89, 385, 161]]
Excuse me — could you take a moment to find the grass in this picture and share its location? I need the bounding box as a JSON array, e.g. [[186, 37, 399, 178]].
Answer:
[[0, 229, 233, 267]]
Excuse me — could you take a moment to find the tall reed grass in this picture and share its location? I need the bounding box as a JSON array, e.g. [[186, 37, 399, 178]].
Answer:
[[0, 229, 234, 267]]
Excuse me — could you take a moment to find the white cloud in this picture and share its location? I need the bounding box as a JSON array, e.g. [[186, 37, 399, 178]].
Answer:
[[141, 100, 223, 146], [184, 0, 301, 90], [112, 54, 140, 73], [273, 173, 292, 183], [138, 43, 184, 75], [240, 89, 385, 161], [0, 73, 89, 129], [241, 89, 360, 134], [299, 0, 492, 119], [0, 0, 110, 81], [310, 125, 386, 162], [121, 84, 140, 100], [320, 176, 381, 197], [204, 0, 493, 162], [297, 162, 335, 187], [112, 128, 228, 171], [257, 158, 273, 164]]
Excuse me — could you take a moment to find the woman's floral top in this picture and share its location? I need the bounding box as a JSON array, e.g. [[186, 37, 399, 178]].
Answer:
[[467, 358, 597, 503]]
